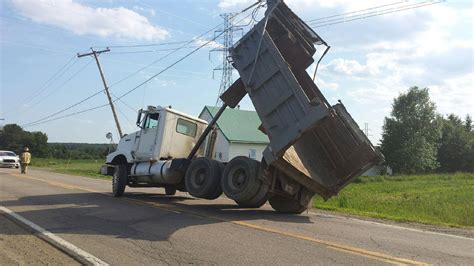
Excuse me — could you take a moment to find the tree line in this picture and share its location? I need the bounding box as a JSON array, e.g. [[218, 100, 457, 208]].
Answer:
[[0, 124, 110, 159], [380, 87, 473, 174]]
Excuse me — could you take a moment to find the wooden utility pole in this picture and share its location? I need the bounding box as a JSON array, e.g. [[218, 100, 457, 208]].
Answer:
[[77, 48, 123, 138]]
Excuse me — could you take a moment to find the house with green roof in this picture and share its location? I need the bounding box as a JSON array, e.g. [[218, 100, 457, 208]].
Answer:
[[199, 106, 269, 162]]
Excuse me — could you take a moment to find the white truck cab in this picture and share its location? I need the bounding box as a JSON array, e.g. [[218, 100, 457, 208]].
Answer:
[[107, 106, 208, 165]]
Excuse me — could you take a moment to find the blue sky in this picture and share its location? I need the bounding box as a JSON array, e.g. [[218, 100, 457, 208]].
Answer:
[[1, 0, 473, 144]]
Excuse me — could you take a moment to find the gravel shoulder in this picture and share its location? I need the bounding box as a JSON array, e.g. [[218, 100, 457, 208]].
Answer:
[[0, 213, 80, 265]]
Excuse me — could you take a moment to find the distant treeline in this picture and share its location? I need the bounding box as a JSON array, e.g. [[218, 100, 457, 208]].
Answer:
[[47, 143, 112, 159], [0, 124, 111, 159]]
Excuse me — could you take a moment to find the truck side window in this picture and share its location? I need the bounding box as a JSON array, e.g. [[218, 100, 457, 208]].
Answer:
[[176, 118, 197, 137], [144, 113, 159, 129]]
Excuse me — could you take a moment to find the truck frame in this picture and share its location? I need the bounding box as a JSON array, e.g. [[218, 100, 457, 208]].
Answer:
[[105, 0, 382, 214]]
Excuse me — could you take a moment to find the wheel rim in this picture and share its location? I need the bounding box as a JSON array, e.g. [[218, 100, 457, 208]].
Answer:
[[193, 168, 207, 187], [231, 168, 247, 190]]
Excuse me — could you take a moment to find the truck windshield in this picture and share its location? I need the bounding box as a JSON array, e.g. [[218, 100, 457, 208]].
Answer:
[[144, 113, 159, 128]]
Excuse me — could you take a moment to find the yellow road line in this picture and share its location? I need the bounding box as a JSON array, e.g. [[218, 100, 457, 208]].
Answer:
[[7, 172, 429, 265]]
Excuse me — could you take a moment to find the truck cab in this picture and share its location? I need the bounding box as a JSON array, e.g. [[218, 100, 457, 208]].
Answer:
[[106, 106, 208, 165]]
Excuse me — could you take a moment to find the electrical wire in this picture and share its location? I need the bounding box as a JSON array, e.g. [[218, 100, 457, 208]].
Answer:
[[306, 1, 406, 23], [3, 55, 78, 117], [27, 59, 94, 108], [24, 104, 110, 128], [22, 2, 261, 128], [309, 1, 443, 28], [107, 45, 200, 55]]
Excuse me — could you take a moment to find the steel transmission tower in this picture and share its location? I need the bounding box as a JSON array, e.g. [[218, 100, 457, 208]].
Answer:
[[211, 13, 242, 106]]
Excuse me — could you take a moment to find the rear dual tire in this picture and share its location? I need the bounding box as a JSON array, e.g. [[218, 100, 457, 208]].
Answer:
[[185, 157, 223, 200], [222, 156, 269, 208], [268, 195, 307, 214]]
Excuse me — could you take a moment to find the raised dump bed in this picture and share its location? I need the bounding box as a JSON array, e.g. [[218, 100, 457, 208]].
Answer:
[[228, 0, 383, 200]]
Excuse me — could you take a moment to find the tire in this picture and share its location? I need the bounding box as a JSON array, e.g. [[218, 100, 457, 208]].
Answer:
[[165, 187, 177, 196], [235, 160, 270, 208], [236, 182, 269, 208], [185, 158, 222, 200], [112, 164, 128, 197], [221, 156, 261, 203], [269, 195, 307, 214]]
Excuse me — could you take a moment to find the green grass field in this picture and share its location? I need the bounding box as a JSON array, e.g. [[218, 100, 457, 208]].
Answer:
[[31, 158, 108, 179], [31, 158, 473, 227], [314, 173, 474, 227]]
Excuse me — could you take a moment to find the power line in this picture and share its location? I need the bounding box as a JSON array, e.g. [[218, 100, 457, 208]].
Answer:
[[22, 5, 259, 128], [306, 1, 406, 23], [4, 55, 77, 116], [309, 1, 443, 28], [22, 4, 258, 128], [22, 88, 106, 127], [108, 45, 200, 55], [27, 59, 94, 109], [24, 104, 110, 128], [112, 11, 255, 103], [104, 40, 191, 49]]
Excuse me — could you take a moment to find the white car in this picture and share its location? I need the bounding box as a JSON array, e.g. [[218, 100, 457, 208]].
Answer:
[[0, 151, 20, 168]]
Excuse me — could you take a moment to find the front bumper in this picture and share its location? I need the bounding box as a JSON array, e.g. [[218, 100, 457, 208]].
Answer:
[[0, 162, 20, 168]]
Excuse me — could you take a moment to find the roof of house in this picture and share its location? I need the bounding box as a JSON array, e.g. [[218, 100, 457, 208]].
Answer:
[[199, 106, 269, 144]]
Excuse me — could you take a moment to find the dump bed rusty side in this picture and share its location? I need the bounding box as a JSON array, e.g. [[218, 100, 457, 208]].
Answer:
[[229, 1, 382, 199]]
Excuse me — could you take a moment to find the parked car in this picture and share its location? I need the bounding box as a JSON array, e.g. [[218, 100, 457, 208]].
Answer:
[[0, 151, 20, 168]]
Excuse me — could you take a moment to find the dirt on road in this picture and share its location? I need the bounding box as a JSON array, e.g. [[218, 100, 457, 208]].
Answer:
[[0, 213, 79, 265]]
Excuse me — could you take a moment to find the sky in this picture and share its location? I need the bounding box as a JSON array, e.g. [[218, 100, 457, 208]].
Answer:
[[0, 0, 473, 145]]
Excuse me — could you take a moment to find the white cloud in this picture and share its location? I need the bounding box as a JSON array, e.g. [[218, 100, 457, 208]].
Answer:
[[193, 37, 224, 49], [12, 0, 169, 41], [132, 5, 156, 17]]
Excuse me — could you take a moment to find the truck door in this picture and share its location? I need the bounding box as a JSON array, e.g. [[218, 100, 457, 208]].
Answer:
[[135, 112, 160, 160]]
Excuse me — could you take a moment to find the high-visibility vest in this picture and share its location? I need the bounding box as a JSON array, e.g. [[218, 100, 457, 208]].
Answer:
[[20, 152, 31, 164]]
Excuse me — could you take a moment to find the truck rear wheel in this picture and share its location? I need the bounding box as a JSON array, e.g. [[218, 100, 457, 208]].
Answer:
[[112, 164, 127, 197], [222, 157, 263, 203], [165, 187, 177, 196], [269, 195, 307, 214], [185, 158, 222, 200]]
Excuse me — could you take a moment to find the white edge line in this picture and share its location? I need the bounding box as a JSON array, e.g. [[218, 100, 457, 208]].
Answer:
[[0, 205, 109, 266], [308, 211, 474, 241]]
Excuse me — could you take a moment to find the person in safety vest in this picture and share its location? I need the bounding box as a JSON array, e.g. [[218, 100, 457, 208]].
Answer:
[[20, 146, 31, 174]]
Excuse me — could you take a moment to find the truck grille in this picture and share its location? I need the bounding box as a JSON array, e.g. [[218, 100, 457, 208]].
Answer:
[[3, 159, 15, 163]]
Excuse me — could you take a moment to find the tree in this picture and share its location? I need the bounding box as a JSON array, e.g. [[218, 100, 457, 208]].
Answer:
[[380, 87, 441, 173], [465, 114, 472, 132], [437, 114, 474, 172], [0, 124, 48, 156]]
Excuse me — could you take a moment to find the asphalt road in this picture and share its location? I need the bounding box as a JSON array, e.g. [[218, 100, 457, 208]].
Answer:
[[0, 168, 472, 265]]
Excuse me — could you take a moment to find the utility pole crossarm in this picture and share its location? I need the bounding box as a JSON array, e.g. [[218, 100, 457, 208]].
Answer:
[[77, 48, 123, 138]]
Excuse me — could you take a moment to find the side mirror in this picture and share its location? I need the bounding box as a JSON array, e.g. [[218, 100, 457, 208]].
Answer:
[[136, 109, 143, 128]]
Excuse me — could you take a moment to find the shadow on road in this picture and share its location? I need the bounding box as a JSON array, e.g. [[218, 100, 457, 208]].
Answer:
[[1, 191, 312, 242]]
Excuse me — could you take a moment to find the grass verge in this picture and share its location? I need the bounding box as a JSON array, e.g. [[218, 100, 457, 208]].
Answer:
[[314, 173, 474, 227], [31, 158, 109, 179]]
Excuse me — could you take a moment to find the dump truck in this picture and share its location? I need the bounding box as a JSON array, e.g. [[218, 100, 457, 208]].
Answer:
[[105, 0, 383, 213]]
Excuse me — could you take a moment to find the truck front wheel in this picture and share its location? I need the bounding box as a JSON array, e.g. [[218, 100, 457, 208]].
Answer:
[[112, 164, 127, 197]]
